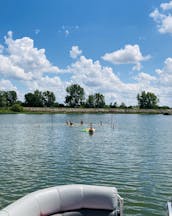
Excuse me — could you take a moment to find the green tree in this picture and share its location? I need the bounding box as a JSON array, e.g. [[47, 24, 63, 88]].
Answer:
[[24, 92, 35, 106], [85, 95, 95, 108], [6, 91, 17, 106], [0, 91, 7, 107], [24, 90, 44, 107], [10, 104, 23, 112], [65, 84, 85, 107], [0, 90, 17, 107], [94, 93, 105, 108], [110, 102, 118, 108], [119, 102, 127, 108], [137, 91, 159, 109], [43, 91, 56, 107]]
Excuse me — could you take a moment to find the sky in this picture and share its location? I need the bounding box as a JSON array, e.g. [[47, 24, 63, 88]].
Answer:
[[0, 0, 172, 106]]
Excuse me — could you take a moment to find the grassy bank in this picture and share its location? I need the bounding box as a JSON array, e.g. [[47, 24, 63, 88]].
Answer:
[[0, 107, 172, 114], [22, 107, 172, 114]]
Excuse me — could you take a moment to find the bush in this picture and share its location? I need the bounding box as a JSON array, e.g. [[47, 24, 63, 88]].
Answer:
[[10, 104, 24, 112]]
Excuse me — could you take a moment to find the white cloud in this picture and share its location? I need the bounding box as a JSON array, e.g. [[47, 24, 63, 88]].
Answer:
[[4, 31, 59, 76], [70, 46, 82, 59], [65, 54, 172, 106], [0, 44, 4, 54], [0, 31, 171, 107], [156, 57, 172, 86], [135, 72, 156, 83], [0, 79, 17, 91], [150, 2, 172, 34], [64, 55, 142, 104], [0, 31, 59, 81], [0, 55, 32, 80], [0, 31, 64, 102], [161, 1, 172, 10], [25, 76, 67, 103], [102, 44, 150, 71], [151, 57, 172, 106]]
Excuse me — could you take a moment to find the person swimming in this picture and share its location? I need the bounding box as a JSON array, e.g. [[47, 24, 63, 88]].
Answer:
[[88, 123, 94, 134], [69, 121, 73, 126]]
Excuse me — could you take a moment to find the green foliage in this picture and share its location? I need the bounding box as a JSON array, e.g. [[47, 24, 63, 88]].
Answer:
[[119, 102, 127, 108], [85, 93, 105, 108], [24, 90, 56, 107], [137, 91, 159, 109], [94, 93, 105, 108], [65, 84, 85, 107], [6, 91, 17, 106], [85, 95, 95, 108], [110, 102, 118, 108], [0, 90, 17, 107], [10, 104, 24, 112], [43, 91, 56, 107]]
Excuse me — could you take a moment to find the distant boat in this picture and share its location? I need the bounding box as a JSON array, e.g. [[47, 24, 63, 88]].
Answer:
[[0, 184, 123, 216]]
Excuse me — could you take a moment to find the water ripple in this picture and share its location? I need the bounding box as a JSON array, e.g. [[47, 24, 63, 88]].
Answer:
[[0, 114, 172, 216]]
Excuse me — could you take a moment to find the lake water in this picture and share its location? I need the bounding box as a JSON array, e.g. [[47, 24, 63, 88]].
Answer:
[[0, 114, 172, 215]]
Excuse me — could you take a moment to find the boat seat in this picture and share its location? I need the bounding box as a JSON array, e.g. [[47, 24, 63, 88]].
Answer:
[[51, 209, 116, 216], [0, 185, 122, 216]]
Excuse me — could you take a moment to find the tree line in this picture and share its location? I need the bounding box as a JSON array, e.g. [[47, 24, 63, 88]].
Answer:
[[0, 84, 170, 109]]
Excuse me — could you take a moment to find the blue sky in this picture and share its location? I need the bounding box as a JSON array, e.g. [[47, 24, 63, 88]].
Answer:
[[0, 0, 172, 106]]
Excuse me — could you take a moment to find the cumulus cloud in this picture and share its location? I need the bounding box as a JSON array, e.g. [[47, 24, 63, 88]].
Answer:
[[102, 44, 150, 71], [156, 57, 172, 86], [0, 79, 17, 91], [4, 31, 59, 77], [161, 1, 172, 10], [64, 55, 142, 104], [25, 76, 67, 102], [0, 31, 64, 101], [0, 31, 171, 106], [0, 44, 4, 54], [150, 2, 172, 34], [70, 46, 82, 59], [135, 72, 156, 83]]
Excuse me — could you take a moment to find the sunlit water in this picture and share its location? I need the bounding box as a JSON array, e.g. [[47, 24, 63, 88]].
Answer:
[[0, 114, 172, 215]]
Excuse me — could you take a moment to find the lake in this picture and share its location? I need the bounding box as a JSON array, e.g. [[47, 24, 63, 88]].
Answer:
[[0, 114, 172, 215]]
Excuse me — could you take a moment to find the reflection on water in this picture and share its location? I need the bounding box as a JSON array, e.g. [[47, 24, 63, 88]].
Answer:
[[0, 114, 172, 215]]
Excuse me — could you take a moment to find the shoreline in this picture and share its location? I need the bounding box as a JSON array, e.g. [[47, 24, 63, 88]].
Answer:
[[23, 107, 172, 114], [0, 107, 172, 114]]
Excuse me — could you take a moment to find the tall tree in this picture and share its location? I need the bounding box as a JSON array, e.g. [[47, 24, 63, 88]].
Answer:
[[0, 90, 17, 107], [94, 93, 105, 108], [86, 95, 95, 108], [0, 91, 7, 107], [137, 91, 159, 109], [119, 102, 127, 108], [24, 90, 44, 107], [43, 91, 56, 107], [24, 92, 35, 106], [6, 91, 17, 106], [65, 84, 85, 107]]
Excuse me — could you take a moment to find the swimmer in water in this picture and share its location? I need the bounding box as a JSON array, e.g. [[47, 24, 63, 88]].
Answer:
[[88, 123, 94, 134]]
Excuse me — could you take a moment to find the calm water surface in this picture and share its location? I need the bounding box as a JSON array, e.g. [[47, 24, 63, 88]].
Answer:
[[0, 114, 172, 215]]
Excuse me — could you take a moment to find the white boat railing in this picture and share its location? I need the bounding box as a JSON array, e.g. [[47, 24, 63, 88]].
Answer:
[[167, 200, 172, 216], [117, 194, 123, 216]]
